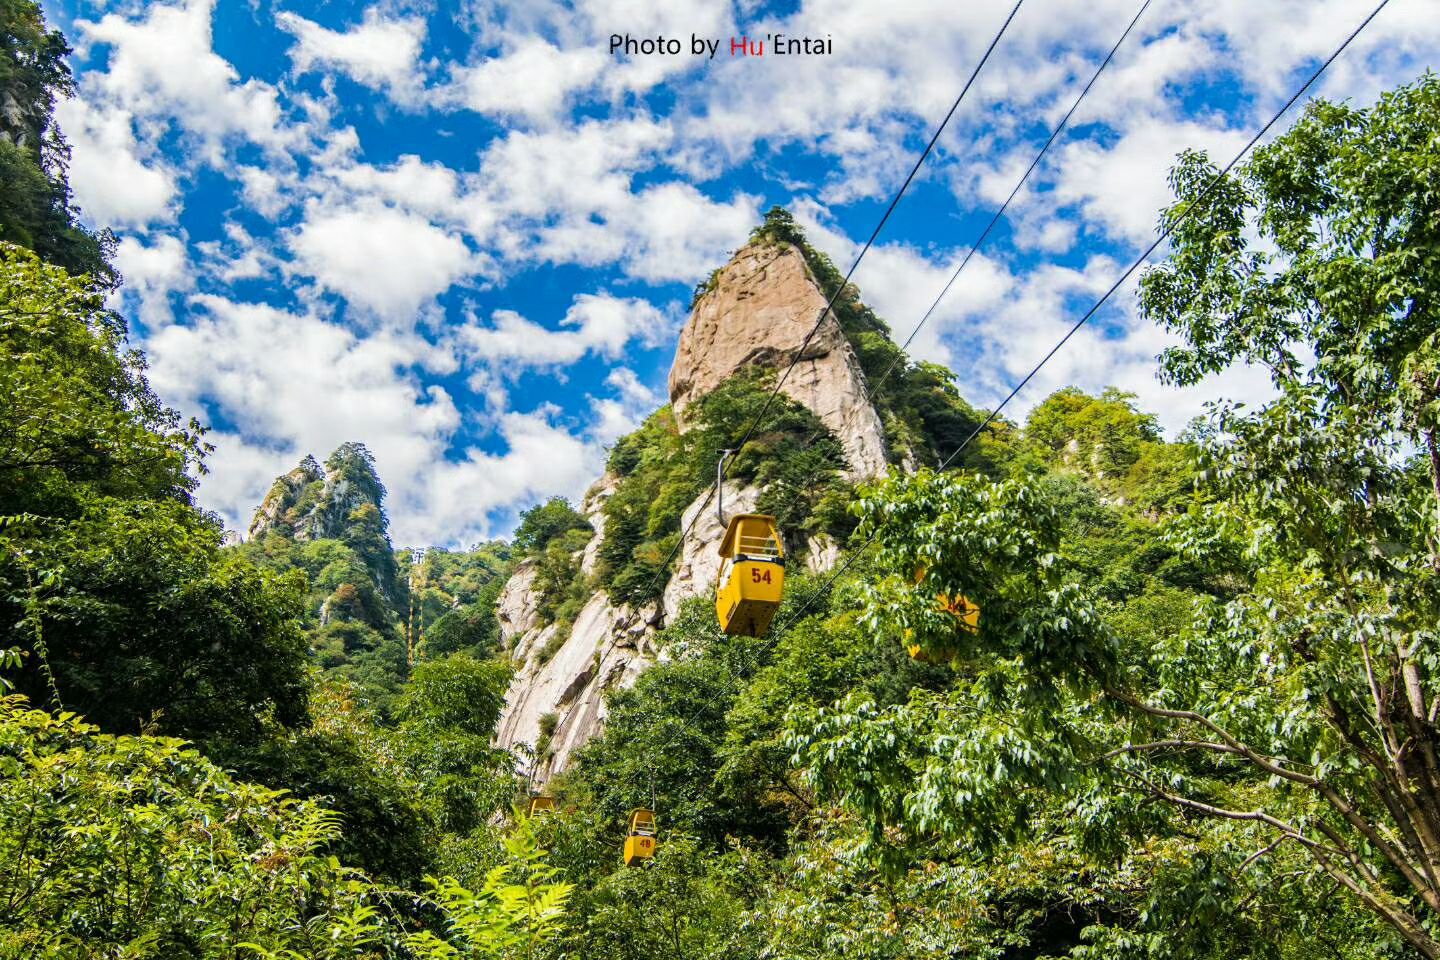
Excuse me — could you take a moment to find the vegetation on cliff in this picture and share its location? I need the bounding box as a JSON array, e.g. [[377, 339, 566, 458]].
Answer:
[[0, 0, 113, 283], [600, 369, 850, 603]]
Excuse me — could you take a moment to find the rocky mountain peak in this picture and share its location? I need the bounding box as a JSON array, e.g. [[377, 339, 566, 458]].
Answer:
[[248, 442, 386, 543], [248, 441, 401, 605], [668, 235, 889, 479]]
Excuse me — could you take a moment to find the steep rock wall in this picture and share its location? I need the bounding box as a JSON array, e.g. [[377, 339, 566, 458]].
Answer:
[[493, 478, 756, 785], [669, 239, 888, 479]]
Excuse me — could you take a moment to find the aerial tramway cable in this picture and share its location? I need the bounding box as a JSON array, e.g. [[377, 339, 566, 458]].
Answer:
[[636, 0, 1029, 604], [613, 0, 1149, 794], [770, 0, 1395, 638], [586, 0, 1391, 837], [789, 0, 1156, 459]]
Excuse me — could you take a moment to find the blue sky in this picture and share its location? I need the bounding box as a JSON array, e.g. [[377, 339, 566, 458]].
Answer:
[[43, 0, 1440, 546]]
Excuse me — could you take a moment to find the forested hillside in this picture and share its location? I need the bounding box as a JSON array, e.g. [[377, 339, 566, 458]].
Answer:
[[236, 442, 513, 705], [2, 0, 1439, 955]]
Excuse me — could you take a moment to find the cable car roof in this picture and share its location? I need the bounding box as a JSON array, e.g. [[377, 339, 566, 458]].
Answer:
[[718, 513, 783, 559]]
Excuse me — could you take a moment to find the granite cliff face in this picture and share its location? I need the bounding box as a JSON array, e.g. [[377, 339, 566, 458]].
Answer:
[[669, 239, 889, 480], [494, 236, 890, 785]]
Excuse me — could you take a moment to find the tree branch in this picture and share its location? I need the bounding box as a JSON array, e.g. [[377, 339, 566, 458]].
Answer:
[[1104, 684, 1439, 910], [1102, 739, 1243, 761]]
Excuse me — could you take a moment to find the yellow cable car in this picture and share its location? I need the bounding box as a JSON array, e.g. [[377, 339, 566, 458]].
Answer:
[[715, 513, 785, 637], [623, 808, 658, 866], [527, 794, 556, 817], [906, 567, 980, 662]]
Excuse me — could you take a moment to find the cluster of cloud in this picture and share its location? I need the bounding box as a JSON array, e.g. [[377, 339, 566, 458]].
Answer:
[[51, 0, 1440, 544]]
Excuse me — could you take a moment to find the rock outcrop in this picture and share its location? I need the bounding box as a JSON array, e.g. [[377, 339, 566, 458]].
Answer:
[[248, 455, 325, 541], [669, 239, 889, 479], [247, 443, 387, 544], [246, 442, 401, 604], [495, 237, 893, 785], [494, 561, 658, 780], [493, 476, 760, 784]]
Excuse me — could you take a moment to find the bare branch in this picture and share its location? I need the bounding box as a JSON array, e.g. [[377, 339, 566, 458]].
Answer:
[[1102, 739, 1243, 761]]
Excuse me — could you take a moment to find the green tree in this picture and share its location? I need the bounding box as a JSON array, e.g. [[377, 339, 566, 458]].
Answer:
[[0, 694, 571, 959], [397, 656, 521, 834], [425, 590, 503, 659], [0, 244, 309, 745], [396, 654, 516, 833], [1024, 387, 1162, 479], [1141, 74, 1440, 520], [792, 76, 1440, 958], [514, 498, 593, 555], [556, 836, 756, 960], [0, 1, 114, 282]]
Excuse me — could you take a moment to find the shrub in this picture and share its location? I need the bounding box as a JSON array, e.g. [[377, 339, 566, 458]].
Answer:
[[514, 497, 593, 554]]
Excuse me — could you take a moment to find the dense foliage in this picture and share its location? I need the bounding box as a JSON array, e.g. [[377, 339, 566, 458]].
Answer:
[[0, 695, 569, 959], [0, 0, 113, 282], [0, 241, 562, 946], [0, 244, 310, 745]]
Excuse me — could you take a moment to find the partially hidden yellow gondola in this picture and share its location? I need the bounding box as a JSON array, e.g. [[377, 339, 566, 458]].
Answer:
[[623, 808, 657, 866], [906, 566, 980, 662]]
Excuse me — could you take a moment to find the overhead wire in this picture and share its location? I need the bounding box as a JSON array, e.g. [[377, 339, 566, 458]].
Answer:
[[789, 0, 1155, 459], [634, 0, 1028, 605], [606, 0, 1163, 802], [769, 0, 1394, 637]]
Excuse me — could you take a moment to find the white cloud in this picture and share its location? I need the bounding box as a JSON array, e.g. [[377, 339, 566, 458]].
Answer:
[[1049, 118, 1251, 245], [583, 0, 736, 95], [795, 201, 1011, 371], [289, 204, 478, 319], [606, 366, 659, 407], [449, 39, 606, 123], [145, 296, 459, 535], [77, 0, 298, 158], [605, 182, 759, 283], [463, 118, 756, 282], [403, 411, 605, 545], [195, 222, 275, 283], [112, 234, 191, 325], [143, 294, 635, 545], [235, 166, 294, 219], [459, 293, 674, 372], [590, 367, 662, 443], [53, 98, 176, 227], [278, 7, 428, 103], [470, 117, 670, 225], [332, 155, 463, 220]]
